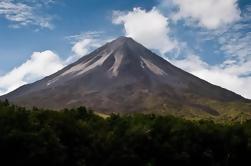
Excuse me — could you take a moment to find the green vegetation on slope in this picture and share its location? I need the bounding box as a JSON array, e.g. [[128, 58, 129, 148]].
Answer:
[[0, 100, 251, 166]]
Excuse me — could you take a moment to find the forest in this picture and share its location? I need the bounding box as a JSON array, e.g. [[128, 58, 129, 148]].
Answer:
[[0, 100, 251, 166]]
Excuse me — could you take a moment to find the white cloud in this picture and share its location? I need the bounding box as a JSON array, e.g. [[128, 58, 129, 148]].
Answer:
[[165, 0, 241, 29], [71, 33, 103, 58], [0, 50, 64, 95], [208, 6, 251, 63], [0, 0, 54, 29], [219, 31, 251, 63], [67, 32, 113, 63], [112, 7, 177, 54], [171, 55, 251, 99], [72, 38, 94, 57]]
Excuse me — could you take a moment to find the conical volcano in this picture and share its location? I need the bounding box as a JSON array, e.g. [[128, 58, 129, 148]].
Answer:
[[1, 37, 250, 118]]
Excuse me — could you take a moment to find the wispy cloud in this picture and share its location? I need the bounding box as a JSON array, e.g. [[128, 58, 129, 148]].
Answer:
[[197, 5, 251, 72], [218, 8, 251, 63], [0, 0, 54, 29]]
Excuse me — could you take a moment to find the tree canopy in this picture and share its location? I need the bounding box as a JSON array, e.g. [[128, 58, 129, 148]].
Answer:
[[0, 100, 251, 166]]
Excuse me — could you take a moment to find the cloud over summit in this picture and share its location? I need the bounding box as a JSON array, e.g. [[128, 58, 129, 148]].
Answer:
[[113, 7, 177, 54]]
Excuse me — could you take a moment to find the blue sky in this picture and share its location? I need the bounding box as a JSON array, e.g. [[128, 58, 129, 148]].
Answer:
[[0, 0, 156, 71], [0, 0, 251, 98]]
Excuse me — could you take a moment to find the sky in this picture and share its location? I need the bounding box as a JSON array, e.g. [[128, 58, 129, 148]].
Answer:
[[0, 0, 251, 98]]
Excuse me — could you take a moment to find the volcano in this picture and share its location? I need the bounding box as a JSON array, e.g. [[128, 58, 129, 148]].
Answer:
[[1, 37, 250, 119]]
